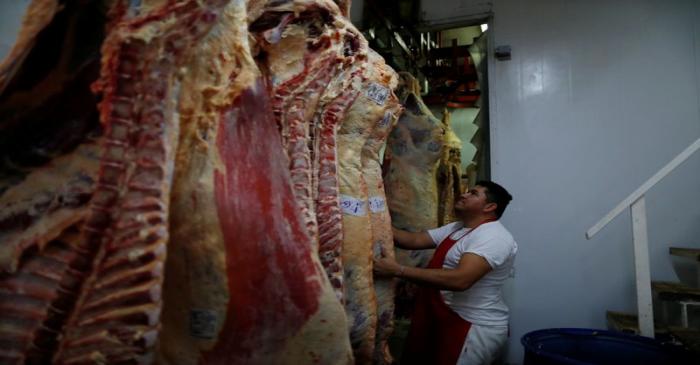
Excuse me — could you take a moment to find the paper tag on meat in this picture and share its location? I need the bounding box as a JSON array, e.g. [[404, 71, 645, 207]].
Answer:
[[368, 196, 386, 213], [366, 82, 389, 106], [373, 240, 384, 258], [379, 111, 392, 127], [340, 195, 367, 216], [190, 309, 219, 339]]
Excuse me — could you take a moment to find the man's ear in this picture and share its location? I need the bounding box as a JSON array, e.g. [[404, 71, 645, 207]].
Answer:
[[484, 202, 497, 214]]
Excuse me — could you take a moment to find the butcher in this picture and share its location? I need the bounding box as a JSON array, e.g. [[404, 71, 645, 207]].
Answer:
[[374, 180, 516, 365]]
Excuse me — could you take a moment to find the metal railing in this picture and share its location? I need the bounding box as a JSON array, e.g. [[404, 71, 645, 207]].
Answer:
[[586, 137, 700, 337]]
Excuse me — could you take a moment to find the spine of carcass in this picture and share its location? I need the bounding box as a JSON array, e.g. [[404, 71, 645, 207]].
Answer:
[[52, 1, 224, 363], [253, 3, 374, 342], [314, 63, 360, 302], [252, 2, 350, 302], [0, 226, 89, 364], [275, 55, 338, 251]]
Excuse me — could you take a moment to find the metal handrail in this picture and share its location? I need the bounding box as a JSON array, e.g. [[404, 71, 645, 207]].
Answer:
[[586, 137, 700, 240], [584, 136, 700, 338]]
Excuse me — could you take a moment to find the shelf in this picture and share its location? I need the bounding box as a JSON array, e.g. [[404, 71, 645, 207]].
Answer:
[[652, 281, 700, 302], [606, 311, 668, 336], [669, 247, 700, 261], [668, 327, 700, 354]]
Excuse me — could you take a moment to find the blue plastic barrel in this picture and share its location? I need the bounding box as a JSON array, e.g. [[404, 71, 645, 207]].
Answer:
[[521, 328, 691, 365]]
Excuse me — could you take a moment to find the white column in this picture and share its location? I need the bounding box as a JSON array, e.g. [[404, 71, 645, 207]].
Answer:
[[631, 196, 654, 337]]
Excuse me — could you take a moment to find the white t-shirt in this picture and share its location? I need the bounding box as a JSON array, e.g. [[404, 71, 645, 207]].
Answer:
[[427, 221, 517, 326]]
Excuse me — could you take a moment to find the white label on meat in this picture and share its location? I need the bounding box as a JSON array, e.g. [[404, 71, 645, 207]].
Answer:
[[379, 111, 392, 127], [340, 195, 367, 216], [369, 196, 386, 213], [366, 83, 389, 106], [190, 309, 218, 339], [373, 240, 384, 258]]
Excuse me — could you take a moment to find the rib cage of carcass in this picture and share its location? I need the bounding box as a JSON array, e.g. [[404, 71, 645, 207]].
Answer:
[[0, 0, 403, 364]]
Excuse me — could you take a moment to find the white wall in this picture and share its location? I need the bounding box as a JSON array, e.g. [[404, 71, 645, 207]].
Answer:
[[489, 0, 700, 363]]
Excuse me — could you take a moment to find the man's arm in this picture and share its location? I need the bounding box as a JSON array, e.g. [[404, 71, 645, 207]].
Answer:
[[373, 253, 492, 291], [392, 227, 435, 250]]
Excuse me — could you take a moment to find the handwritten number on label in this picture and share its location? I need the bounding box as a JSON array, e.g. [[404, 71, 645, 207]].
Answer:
[[340, 195, 367, 216], [369, 196, 386, 213]]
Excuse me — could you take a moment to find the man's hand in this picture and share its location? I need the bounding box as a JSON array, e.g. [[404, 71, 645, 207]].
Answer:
[[373, 256, 402, 277]]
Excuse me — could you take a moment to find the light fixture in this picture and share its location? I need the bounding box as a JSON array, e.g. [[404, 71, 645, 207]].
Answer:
[[480, 23, 488, 32]]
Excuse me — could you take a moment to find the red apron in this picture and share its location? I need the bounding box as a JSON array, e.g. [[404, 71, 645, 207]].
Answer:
[[401, 219, 496, 365]]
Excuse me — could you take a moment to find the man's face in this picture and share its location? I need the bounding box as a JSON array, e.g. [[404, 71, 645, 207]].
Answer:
[[455, 185, 490, 214]]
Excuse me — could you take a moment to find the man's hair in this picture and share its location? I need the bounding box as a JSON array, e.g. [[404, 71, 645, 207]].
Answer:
[[476, 180, 512, 219]]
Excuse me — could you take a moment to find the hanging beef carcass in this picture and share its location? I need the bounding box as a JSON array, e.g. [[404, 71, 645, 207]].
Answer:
[[50, 0, 238, 362], [0, 222, 90, 364], [0, 144, 99, 364], [0, 0, 105, 273], [360, 51, 402, 365], [384, 73, 444, 267], [335, 64, 375, 363], [0, 0, 107, 362], [248, 0, 352, 301], [1, 0, 355, 363], [0, 0, 414, 362], [334, 47, 404, 362], [437, 109, 464, 226], [384, 72, 444, 318], [313, 54, 367, 307], [250, 3, 404, 362], [158, 1, 353, 364], [0, 143, 99, 272]]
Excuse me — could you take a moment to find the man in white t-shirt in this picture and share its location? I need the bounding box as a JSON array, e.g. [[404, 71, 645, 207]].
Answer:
[[374, 180, 516, 365]]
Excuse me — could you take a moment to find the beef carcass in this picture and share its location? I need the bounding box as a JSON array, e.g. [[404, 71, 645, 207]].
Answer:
[[0, 0, 101, 240], [313, 54, 364, 303], [250, 1, 343, 260], [249, 0, 372, 307], [384, 73, 444, 267], [334, 44, 404, 362], [50, 0, 234, 362], [360, 51, 402, 365], [158, 1, 353, 364], [0, 0, 103, 165], [0, 143, 99, 275], [0, 0, 395, 362], [252, 5, 401, 362], [436, 109, 464, 226], [0, 223, 90, 364], [336, 64, 374, 363], [0, 1, 107, 363], [384, 73, 444, 319]]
